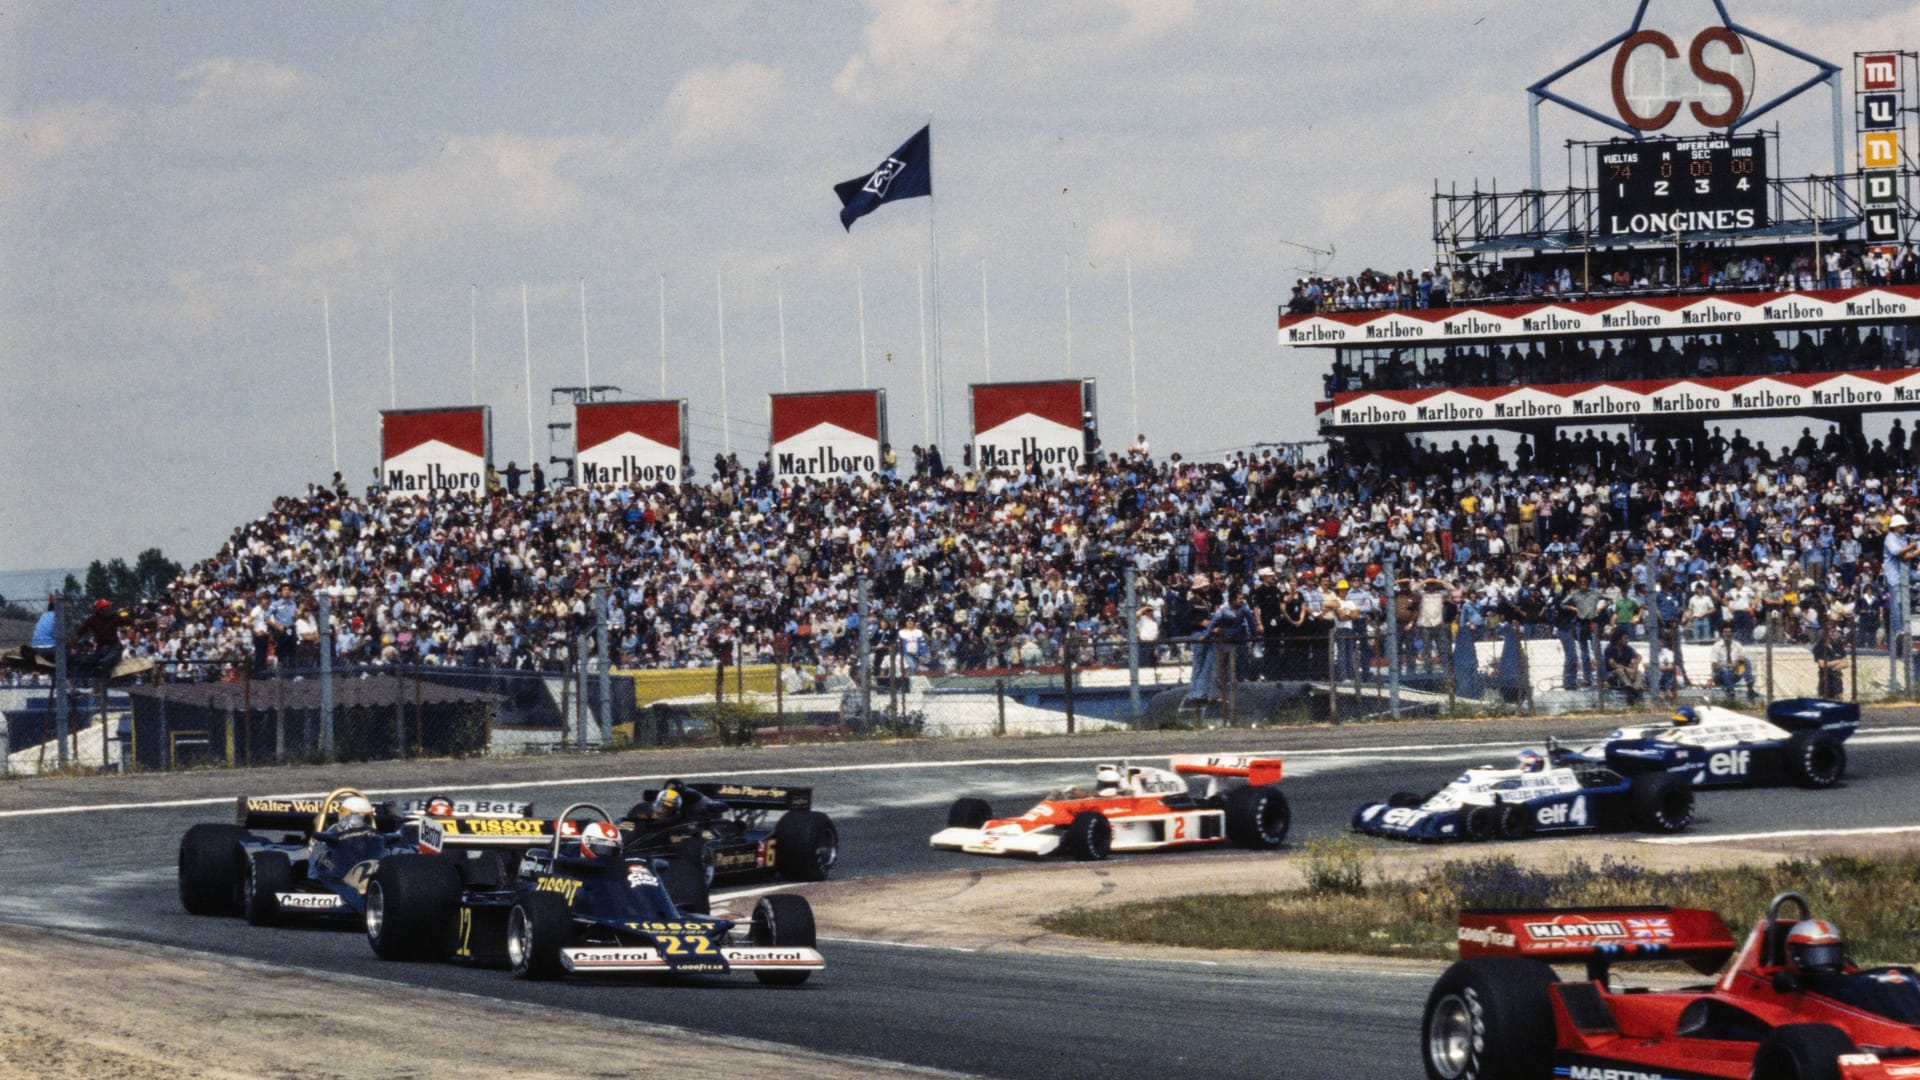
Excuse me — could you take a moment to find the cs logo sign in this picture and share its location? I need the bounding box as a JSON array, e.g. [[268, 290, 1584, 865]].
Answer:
[[1611, 26, 1755, 131]]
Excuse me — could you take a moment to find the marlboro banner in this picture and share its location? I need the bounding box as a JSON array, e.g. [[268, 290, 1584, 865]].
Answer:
[[1279, 286, 1920, 347], [1317, 369, 1920, 430], [381, 406, 491, 496], [769, 389, 887, 480], [971, 379, 1095, 474], [576, 400, 686, 487]]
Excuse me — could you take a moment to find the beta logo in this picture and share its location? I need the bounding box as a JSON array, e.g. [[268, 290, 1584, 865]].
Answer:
[[1708, 749, 1750, 777]]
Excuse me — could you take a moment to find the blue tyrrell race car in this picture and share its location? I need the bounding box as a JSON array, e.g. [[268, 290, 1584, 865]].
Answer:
[[1352, 749, 1694, 842]]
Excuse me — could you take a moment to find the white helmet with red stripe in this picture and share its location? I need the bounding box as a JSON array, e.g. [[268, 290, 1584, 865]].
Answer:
[[1786, 919, 1845, 973]]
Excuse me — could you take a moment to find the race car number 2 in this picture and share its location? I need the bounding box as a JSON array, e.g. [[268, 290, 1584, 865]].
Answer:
[[654, 933, 717, 956]]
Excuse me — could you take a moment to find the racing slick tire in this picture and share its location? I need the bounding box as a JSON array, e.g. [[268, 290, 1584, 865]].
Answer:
[[366, 855, 462, 961], [1387, 791, 1424, 808], [507, 891, 571, 980], [178, 824, 250, 916], [1750, 1022, 1857, 1080], [1629, 772, 1695, 834], [1225, 784, 1291, 849], [243, 850, 292, 926], [1786, 732, 1847, 789], [656, 850, 711, 916], [947, 797, 993, 829], [456, 850, 508, 890], [1493, 802, 1529, 841], [1422, 957, 1558, 1080], [1063, 811, 1112, 861], [750, 894, 816, 986], [773, 809, 839, 882], [1464, 806, 1498, 843]]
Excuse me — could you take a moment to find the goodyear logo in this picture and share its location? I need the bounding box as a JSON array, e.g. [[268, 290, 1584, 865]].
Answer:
[[535, 877, 583, 904]]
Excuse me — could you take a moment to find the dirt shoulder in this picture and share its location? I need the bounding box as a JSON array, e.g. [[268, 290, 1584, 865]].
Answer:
[[0, 924, 966, 1080]]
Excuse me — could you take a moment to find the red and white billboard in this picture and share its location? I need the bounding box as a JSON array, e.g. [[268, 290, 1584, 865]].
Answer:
[[1317, 369, 1920, 430], [971, 379, 1095, 474], [381, 407, 490, 496], [575, 400, 686, 487], [769, 390, 887, 480], [1279, 286, 1920, 347]]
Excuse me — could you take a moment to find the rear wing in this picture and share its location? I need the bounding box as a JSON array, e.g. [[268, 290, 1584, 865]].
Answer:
[[686, 782, 811, 812], [416, 815, 554, 854], [236, 795, 331, 832], [1169, 755, 1283, 788], [1458, 906, 1735, 975], [1767, 698, 1860, 737]]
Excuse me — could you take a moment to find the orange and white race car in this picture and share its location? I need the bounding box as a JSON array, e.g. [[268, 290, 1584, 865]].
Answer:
[[929, 755, 1290, 860]]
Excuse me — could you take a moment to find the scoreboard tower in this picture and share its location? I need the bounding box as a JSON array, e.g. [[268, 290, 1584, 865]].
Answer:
[[1281, 6, 1919, 462]]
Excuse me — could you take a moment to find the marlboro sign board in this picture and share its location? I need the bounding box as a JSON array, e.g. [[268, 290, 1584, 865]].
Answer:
[[971, 379, 1095, 474], [575, 400, 686, 487], [381, 406, 490, 497], [769, 389, 887, 480]]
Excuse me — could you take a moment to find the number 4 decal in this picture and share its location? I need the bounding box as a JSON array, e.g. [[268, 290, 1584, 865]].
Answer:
[[1569, 796, 1587, 826]]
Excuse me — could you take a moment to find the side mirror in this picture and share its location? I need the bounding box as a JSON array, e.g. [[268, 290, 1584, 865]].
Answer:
[[1771, 970, 1800, 994]]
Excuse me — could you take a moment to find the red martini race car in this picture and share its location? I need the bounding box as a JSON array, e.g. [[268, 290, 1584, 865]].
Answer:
[[929, 755, 1290, 860], [1422, 891, 1920, 1080]]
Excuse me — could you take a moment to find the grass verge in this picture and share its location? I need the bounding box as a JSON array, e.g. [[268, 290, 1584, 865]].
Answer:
[[1036, 838, 1920, 966]]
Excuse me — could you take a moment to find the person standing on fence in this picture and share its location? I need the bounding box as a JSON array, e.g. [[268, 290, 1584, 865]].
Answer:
[[1414, 577, 1450, 673], [1813, 621, 1848, 700], [1134, 595, 1160, 670], [1884, 514, 1918, 652], [267, 584, 298, 672], [28, 597, 58, 665], [248, 589, 272, 674]]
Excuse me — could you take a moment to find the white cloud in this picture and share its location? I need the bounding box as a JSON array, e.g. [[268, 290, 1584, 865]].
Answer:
[[833, 0, 995, 103], [1087, 214, 1191, 270], [0, 101, 125, 161], [154, 57, 320, 143], [661, 61, 785, 156]]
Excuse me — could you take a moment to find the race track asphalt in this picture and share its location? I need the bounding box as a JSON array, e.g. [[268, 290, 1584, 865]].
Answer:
[[5, 709, 1920, 1079]]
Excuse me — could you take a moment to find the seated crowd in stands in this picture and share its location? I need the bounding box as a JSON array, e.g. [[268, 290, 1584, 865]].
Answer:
[[101, 421, 1920, 690], [1284, 242, 1920, 314]]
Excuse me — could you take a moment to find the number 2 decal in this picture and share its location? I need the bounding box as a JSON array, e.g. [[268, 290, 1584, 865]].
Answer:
[[1172, 816, 1187, 840]]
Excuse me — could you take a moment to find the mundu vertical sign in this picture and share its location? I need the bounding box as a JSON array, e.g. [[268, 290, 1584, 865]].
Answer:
[[769, 390, 887, 480], [381, 407, 491, 496], [971, 379, 1095, 474], [575, 400, 686, 487]]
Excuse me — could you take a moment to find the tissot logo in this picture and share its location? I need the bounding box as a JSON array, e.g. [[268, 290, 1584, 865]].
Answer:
[[863, 157, 906, 197]]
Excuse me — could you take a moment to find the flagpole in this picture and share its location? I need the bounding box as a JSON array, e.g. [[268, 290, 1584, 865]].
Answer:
[[386, 286, 397, 408], [777, 267, 790, 392], [1063, 252, 1072, 375], [657, 274, 668, 398], [717, 271, 731, 456], [469, 284, 478, 406], [522, 283, 535, 466], [917, 262, 930, 445], [1126, 256, 1140, 440], [857, 264, 869, 389], [323, 293, 339, 475], [926, 116, 947, 451], [981, 258, 991, 381], [578, 277, 591, 390]]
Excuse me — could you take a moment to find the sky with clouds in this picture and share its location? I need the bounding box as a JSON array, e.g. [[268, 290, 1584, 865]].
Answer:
[[2, 0, 1914, 572]]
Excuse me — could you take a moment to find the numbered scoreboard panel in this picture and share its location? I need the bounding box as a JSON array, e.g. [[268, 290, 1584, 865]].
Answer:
[[1596, 135, 1769, 237]]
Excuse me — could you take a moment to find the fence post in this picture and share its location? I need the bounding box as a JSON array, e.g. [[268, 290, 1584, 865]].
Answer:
[[53, 602, 69, 767], [317, 594, 334, 759], [273, 666, 286, 762], [393, 663, 407, 759], [594, 586, 612, 747], [857, 577, 872, 729], [574, 634, 590, 747], [1764, 615, 1775, 705], [1327, 623, 1339, 724], [1064, 624, 1077, 735], [1125, 566, 1141, 719], [995, 677, 1006, 736], [1850, 636, 1859, 703], [1224, 648, 1237, 725], [1383, 555, 1399, 719]]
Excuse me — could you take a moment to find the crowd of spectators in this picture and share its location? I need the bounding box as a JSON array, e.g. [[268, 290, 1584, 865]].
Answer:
[[1326, 324, 1920, 396], [1284, 241, 1920, 314], [85, 416, 1920, 700]]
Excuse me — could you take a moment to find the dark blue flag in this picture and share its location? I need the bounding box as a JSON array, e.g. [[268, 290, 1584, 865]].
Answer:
[[834, 125, 932, 231]]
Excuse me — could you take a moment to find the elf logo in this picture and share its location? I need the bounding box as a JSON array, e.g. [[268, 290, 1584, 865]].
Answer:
[[1535, 797, 1589, 827], [1708, 750, 1750, 777]]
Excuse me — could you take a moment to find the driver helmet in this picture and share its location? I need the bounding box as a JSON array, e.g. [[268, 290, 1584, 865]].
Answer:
[[1786, 919, 1846, 974], [93, 598, 113, 612], [651, 786, 683, 820], [1671, 706, 1700, 727], [1517, 749, 1546, 774], [336, 794, 375, 829], [578, 821, 622, 860], [1093, 764, 1125, 796], [425, 797, 454, 817]]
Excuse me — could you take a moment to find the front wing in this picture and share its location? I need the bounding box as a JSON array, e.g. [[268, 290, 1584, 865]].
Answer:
[[560, 944, 825, 977], [930, 826, 1062, 856]]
